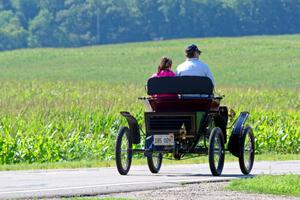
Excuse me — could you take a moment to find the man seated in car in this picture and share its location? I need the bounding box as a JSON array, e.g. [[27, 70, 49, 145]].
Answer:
[[176, 44, 215, 86]]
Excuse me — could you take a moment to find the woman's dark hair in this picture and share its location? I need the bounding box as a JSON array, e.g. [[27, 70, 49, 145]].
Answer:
[[157, 56, 172, 73]]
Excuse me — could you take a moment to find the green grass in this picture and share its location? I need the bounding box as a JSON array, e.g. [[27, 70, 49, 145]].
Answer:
[[68, 198, 131, 200], [0, 35, 299, 88], [0, 153, 298, 171], [227, 174, 300, 197], [0, 35, 299, 165]]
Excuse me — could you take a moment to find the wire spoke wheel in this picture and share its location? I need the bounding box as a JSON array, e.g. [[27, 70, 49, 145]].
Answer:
[[208, 127, 225, 176], [147, 152, 163, 173], [115, 127, 132, 175], [239, 126, 255, 175]]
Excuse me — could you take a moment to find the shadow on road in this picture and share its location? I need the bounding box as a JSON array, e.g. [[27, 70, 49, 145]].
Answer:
[[126, 173, 255, 178]]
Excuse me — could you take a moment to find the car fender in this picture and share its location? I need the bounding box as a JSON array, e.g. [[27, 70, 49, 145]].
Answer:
[[228, 112, 249, 157], [120, 111, 141, 144]]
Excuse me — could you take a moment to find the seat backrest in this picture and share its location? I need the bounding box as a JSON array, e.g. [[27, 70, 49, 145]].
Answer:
[[147, 76, 214, 95]]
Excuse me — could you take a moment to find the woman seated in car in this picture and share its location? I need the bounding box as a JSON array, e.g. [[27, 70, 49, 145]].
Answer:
[[151, 56, 178, 99]]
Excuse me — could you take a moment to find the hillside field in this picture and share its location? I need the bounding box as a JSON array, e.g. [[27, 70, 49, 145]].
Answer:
[[0, 35, 299, 164]]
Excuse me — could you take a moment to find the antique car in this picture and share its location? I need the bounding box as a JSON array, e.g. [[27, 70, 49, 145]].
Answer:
[[115, 76, 255, 176]]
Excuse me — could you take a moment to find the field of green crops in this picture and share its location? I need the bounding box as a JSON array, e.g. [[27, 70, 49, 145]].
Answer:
[[0, 35, 299, 164]]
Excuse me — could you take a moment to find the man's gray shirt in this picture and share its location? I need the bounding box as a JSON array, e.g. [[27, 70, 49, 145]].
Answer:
[[176, 58, 215, 86]]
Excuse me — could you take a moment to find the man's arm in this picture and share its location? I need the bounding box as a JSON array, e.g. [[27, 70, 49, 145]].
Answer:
[[205, 65, 215, 86], [175, 64, 182, 76]]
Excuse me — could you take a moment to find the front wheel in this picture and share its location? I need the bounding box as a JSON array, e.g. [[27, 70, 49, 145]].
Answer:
[[208, 127, 225, 176], [239, 126, 255, 175], [147, 152, 163, 173], [115, 127, 132, 175]]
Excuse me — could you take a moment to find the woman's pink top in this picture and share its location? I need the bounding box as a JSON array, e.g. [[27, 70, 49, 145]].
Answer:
[[151, 70, 178, 99], [151, 70, 176, 78]]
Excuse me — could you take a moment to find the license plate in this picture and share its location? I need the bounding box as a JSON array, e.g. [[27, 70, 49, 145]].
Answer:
[[154, 134, 174, 146]]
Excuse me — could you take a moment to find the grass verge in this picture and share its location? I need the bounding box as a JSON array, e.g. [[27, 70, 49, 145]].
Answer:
[[226, 174, 300, 197], [1, 153, 299, 171], [68, 198, 131, 200]]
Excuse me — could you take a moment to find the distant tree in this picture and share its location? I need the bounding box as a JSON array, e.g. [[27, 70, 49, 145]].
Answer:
[[128, 0, 165, 41], [10, 0, 39, 29], [158, 0, 183, 38], [244, 0, 284, 34], [227, 0, 260, 35], [27, 10, 56, 47], [56, 1, 95, 46], [0, 0, 12, 11], [0, 10, 27, 50], [200, 0, 240, 36], [95, 0, 142, 43], [38, 0, 65, 14], [0, 0, 300, 50], [255, 0, 299, 34], [284, 0, 300, 33], [228, 0, 300, 35]]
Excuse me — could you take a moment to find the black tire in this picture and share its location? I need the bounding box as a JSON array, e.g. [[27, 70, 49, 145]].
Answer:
[[147, 152, 163, 173], [208, 127, 225, 176], [239, 126, 255, 175], [115, 127, 132, 175]]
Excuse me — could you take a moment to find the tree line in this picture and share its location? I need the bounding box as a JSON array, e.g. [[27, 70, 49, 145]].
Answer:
[[1, 0, 300, 51]]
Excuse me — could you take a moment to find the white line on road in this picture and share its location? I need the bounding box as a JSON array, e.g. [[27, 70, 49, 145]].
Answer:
[[0, 177, 229, 195]]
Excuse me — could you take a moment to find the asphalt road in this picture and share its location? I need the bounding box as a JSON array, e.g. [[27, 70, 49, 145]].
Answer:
[[0, 160, 299, 199]]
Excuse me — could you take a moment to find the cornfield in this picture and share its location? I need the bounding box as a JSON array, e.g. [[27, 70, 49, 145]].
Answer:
[[0, 81, 299, 164]]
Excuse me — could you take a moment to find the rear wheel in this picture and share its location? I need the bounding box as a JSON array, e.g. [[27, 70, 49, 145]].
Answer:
[[239, 126, 255, 175], [208, 127, 225, 176], [115, 127, 132, 175], [147, 152, 163, 173]]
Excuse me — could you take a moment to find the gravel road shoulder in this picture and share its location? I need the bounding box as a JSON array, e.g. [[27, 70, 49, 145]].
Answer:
[[101, 181, 300, 200]]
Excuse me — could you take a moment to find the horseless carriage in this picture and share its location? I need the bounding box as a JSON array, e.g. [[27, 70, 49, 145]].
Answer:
[[115, 76, 255, 176]]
